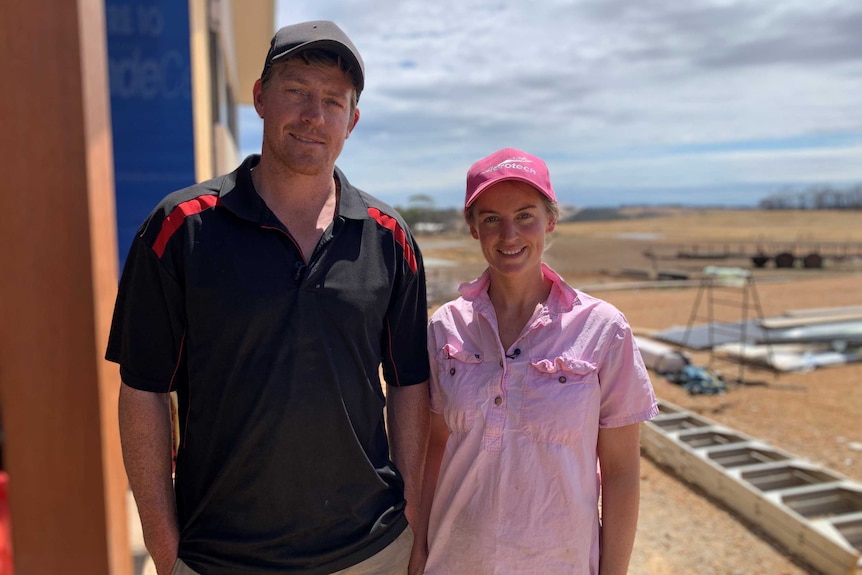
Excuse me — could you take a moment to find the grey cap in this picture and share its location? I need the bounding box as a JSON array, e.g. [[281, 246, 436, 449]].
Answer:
[[262, 20, 364, 96]]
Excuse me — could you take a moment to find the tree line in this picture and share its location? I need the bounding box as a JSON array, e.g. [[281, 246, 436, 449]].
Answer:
[[759, 184, 862, 210], [396, 194, 462, 232]]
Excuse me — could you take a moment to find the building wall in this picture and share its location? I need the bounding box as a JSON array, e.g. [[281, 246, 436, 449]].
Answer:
[[108, 0, 273, 266]]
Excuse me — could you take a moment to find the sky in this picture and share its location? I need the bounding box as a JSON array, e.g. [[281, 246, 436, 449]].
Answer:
[[238, 0, 862, 209]]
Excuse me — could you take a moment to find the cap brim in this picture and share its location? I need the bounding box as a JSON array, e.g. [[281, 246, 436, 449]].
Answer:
[[269, 40, 364, 93], [465, 176, 550, 209]]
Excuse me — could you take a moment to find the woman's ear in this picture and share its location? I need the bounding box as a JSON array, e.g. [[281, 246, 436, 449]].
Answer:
[[546, 217, 557, 234]]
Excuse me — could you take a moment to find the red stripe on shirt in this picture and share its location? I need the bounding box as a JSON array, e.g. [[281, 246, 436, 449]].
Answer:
[[152, 195, 219, 258], [367, 207, 417, 274]]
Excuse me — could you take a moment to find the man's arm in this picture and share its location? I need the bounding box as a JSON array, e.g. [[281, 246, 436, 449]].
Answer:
[[386, 381, 430, 529], [409, 411, 448, 575], [119, 383, 180, 575], [597, 423, 642, 575]]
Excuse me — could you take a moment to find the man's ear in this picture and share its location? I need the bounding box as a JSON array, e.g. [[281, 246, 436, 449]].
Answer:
[[346, 108, 360, 138], [252, 78, 264, 118]]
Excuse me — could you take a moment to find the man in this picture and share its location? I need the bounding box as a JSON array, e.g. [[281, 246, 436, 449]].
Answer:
[[107, 20, 430, 575]]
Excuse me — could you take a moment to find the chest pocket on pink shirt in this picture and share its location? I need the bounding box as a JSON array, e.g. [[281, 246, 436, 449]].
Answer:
[[520, 356, 599, 446], [435, 344, 483, 432]]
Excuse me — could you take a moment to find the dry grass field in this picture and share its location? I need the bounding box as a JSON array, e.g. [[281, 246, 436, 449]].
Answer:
[[557, 207, 862, 243], [417, 208, 862, 574]]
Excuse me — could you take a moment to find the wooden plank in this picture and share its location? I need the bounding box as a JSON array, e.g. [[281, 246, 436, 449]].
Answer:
[[761, 312, 862, 329], [0, 0, 131, 573], [782, 306, 862, 319]]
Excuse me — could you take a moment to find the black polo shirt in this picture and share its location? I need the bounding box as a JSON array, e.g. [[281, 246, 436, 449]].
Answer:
[[107, 155, 429, 575]]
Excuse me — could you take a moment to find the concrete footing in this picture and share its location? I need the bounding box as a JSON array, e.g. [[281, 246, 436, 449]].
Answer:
[[642, 400, 862, 575]]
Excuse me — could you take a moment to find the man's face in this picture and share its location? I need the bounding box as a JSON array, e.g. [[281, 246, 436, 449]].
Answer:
[[253, 58, 360, 178]]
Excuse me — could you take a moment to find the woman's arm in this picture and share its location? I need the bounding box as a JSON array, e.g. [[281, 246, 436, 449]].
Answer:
[[597, 423, 642, 575]]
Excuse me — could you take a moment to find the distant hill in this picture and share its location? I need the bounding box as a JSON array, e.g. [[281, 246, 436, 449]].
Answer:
[[564, 205, 730, 222]]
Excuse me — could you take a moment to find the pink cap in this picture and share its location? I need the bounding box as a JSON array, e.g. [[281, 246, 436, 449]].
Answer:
[[464, 148, 556, 210]]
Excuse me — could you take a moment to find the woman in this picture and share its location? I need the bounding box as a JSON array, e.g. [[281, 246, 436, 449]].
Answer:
[[414, 149, 658, 575]]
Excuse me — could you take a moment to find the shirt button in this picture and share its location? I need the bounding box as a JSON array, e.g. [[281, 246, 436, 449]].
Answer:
[[494, 396, 503, 406], [449, 368, 456, 376], [559, 376, 567, 383]]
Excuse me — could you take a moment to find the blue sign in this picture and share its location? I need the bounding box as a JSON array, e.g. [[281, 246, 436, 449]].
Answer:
[[106, 0, 196, 267]]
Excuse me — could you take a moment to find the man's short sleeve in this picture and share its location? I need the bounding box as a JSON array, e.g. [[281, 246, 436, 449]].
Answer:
[[380, 237, 430, 388], [106, 232, 186, 393]]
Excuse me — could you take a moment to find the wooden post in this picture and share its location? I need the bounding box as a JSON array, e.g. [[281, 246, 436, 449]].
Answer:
[[0, 0, 131, 573]]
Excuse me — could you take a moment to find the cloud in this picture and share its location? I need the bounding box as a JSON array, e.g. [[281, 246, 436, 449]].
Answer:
[[241, 0, 862, 208]]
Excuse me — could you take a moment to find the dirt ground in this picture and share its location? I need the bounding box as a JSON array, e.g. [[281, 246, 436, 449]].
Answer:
[[419, 209, 862, 574]]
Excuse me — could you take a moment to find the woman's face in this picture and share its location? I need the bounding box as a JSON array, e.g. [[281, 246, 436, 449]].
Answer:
[[468, 181, 557, 279]]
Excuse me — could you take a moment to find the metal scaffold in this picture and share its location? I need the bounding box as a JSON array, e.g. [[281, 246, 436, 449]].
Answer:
[[680, 267, 776, 384]]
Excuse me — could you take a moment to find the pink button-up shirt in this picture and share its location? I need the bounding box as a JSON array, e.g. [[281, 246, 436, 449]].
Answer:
[[426, 264, 658, 575]]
